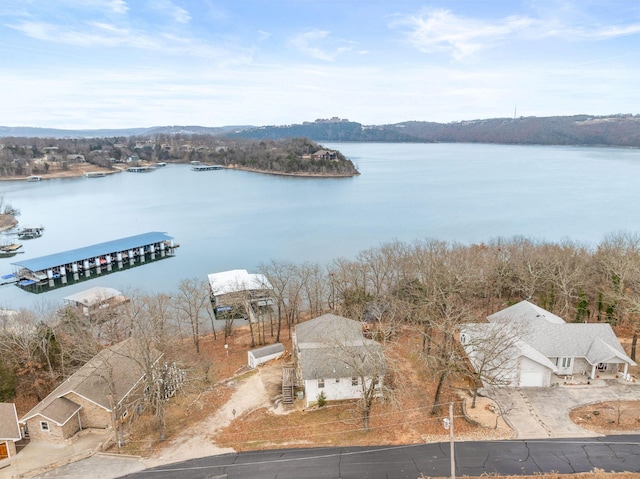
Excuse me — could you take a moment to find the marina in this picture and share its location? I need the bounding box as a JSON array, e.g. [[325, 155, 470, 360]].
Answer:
[[85, 172, 106, 178], [10, 231, 177, 293]]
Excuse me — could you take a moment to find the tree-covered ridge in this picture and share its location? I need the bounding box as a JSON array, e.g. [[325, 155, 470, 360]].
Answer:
[[229, 114, 640, 147], [0, 136, 358, 178]]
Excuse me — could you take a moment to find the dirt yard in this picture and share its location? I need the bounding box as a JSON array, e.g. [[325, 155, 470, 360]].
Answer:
[[116, 324, 512, 467], [113, 322, 638, 469], [570, 400, 640, 434]]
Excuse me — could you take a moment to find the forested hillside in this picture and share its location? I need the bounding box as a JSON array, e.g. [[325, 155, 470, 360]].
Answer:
[[231, 114, 640, 147], [0, 136, 358, 178]]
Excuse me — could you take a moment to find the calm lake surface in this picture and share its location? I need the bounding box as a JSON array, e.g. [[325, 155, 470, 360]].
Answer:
[[1, 142, 639, 310]]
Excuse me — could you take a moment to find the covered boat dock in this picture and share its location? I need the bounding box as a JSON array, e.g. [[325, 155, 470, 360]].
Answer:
[[11, 232, 176, 292]]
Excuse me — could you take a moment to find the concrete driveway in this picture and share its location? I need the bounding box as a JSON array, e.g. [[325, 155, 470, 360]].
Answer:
[[486, 380, 640, 439]]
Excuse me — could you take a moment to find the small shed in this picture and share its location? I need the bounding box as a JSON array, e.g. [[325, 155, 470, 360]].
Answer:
[[0, 403, 21, 460], [248, 343, 285, 369]]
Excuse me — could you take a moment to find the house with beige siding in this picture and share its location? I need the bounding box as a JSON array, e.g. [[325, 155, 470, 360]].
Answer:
[[20, 339, 162, 444]]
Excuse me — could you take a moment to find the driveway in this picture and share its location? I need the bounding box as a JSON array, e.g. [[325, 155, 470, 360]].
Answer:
[[486, 381, 640, 439]]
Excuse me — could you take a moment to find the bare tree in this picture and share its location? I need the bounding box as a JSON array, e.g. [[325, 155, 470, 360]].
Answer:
[[460, 318, 529, 408], [323, 320, 388, 431], [174, 278, 210, 353]]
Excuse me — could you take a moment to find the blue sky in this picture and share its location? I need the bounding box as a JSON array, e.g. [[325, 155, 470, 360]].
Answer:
[[1, 0, 639, 129]]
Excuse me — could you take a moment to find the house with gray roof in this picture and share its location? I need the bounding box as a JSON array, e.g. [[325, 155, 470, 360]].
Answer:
[[460, 300, 636, 388], [293, 314, 386, 407], [20, 339, 162, 444], [0, 403, 21, 461]]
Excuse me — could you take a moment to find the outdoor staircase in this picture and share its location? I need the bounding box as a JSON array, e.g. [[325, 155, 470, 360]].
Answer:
[[282, 367, 295, 404]]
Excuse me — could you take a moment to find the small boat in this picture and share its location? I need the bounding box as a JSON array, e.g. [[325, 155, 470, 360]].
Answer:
[[0, 273, 17, 285], [17, 225, 44, 240], [27, 176, 42, 182], [156, 162, 167, 167], [85, 172, 106, 178]]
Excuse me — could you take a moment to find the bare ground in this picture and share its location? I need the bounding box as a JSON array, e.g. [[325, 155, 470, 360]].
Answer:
[[125, 326, 511, 468]]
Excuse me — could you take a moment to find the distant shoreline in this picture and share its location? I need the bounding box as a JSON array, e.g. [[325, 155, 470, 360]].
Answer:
[[225, 164, 360, 178], [0, 163, 359, 181], [0, 214, 18, 232]]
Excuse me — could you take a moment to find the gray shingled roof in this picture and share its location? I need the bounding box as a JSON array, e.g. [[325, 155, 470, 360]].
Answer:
[[482, 300, 636, 367], [488, 300, 565, 324], [21, 339, 162, 424], [249, 343, 285, 359], [38, 397, 82, 426], [295, 313, 364, 345], [0, 403, 21, 440], [296, 314, 385, 380]]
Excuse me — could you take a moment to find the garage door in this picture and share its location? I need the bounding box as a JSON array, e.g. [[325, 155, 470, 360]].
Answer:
[[519, 371, 545, 387], [0, 441, 8, 460]]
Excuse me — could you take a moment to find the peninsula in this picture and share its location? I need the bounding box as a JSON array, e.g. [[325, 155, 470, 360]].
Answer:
[[0, 137, 359, 180]]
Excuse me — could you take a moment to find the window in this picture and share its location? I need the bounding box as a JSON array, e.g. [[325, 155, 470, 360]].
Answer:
[[318, 378, 325, 388], [352, 377, 359, 386], [562, 357, 572, 368], [40, 421, 49, 432]]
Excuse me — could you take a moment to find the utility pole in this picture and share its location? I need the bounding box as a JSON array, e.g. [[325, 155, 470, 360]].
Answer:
[[449, 402, 455, 479]]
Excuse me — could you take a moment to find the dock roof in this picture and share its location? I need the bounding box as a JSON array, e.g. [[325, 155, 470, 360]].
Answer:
[[11, 232, 173, 273]]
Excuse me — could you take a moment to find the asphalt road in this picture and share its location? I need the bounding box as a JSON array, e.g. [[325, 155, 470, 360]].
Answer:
[[116, 435, 640, 479]]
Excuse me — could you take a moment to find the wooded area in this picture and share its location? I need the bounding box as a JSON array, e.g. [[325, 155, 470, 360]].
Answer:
[[3, 231, 640, 437], [0, 136, 358, 177]]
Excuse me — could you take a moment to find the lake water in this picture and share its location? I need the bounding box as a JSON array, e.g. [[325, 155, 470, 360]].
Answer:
[[1, 142, 639, 310]]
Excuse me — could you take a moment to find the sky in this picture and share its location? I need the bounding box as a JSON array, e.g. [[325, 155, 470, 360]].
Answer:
[[1, 0, 639, 129]]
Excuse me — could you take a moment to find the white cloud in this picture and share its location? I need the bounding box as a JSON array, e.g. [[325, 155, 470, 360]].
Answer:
[[6, 19, 236, 58], [73, 0, 129, 14], [394, 9, 535, 60], [288, 29, 351, 61], [151, 0, 191, 24], [394, 8, 640, 60]]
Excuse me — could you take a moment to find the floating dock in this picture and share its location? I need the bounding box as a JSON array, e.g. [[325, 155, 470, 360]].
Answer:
[[10, 231, 177, 293], [127, 166, 156, 173], [191, 165, 223, 171]]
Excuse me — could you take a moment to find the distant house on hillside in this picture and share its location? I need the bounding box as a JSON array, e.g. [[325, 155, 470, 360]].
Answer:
[[19, 339, 164, 444], [460, 300, 636, 388], [312, 150, 337, 161]]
